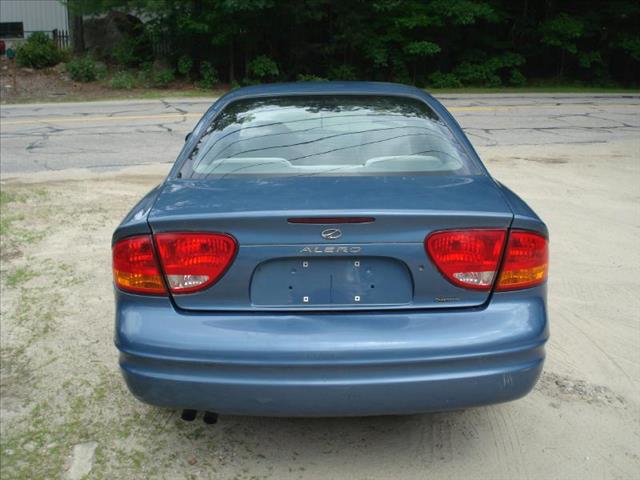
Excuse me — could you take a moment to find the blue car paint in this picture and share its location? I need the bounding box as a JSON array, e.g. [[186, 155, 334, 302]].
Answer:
[[113, 82, 548, 416], [116, 285, 547, 416], [147, 175, 515, 311]]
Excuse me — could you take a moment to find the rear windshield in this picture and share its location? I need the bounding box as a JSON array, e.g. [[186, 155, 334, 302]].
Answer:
[[178, 95, 481, 178]]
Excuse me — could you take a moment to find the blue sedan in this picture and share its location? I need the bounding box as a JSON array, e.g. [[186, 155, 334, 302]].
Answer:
[[112, 82, 548, 419]]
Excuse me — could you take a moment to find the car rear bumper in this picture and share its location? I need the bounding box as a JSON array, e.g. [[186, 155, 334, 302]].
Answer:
[[115, 286, 548, 417]]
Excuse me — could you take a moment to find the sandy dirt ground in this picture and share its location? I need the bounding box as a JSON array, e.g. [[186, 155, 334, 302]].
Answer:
[[0, 96, 639, 479]]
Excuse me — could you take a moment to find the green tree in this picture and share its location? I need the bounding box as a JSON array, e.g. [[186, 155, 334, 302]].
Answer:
[[541, 13, 584, 77], [65, 0, 640, 87]]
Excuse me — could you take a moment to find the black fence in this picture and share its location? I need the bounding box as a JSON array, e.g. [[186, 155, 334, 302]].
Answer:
[[37, 28, 170, 57], [150, 31, 171, 58], [52, 29, 70, 50]]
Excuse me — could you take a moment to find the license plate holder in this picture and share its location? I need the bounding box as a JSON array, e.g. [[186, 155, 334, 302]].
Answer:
[[251, 257, 412, 306]]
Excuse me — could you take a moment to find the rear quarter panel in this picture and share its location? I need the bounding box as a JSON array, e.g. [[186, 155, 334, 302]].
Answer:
[[112, 184, 162, 245], [495, 182, 549, 236]]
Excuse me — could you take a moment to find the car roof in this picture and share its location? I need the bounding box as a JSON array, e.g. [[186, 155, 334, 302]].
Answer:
[[218, 81, 430, 102]]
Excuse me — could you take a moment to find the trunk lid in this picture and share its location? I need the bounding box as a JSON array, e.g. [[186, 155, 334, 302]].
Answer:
[[149, 175, 513, 311]]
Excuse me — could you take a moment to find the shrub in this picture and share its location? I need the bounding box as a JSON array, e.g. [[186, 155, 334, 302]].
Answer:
[[177, 55, 193, 77], [428, 71, 463, 89], [404, 41, 441, 57], [57, 48, 72, 64], [134, 62, 153, 88], [110, 71, 136, 89], [248, 55, 279, 81], [135, 71, 149, 88], [16, 32, 62, 69], [296, 74, 328, 82], [112, 34, 152, 67], [453, 52, 525, 87], [328, 64, 357, 81], [65, 57, 99, 82], [454, 61, 501, 87], [151, 68, 175, 88], [134, 63, 178, 89], [509, 68, 527, 86], [240, 77, 259, 86], [197, 61, 219, 89]]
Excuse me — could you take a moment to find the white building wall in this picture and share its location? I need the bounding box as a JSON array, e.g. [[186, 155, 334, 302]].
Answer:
[[0, 0, 69, 36]]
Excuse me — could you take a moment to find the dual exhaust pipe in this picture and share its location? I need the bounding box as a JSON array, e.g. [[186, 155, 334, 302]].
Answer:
[[181, 409, 218, 424]]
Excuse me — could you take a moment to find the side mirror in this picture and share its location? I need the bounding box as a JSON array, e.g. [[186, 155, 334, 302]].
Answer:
[[185, 132, 192, 142]]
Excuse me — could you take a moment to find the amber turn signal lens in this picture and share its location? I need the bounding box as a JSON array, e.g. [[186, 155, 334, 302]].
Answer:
[[112, 235, 166, 295], [496, 231, 548, 291]]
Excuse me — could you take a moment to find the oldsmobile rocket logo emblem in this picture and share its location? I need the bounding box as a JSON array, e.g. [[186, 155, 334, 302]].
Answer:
[[321, 228, 342, 240]]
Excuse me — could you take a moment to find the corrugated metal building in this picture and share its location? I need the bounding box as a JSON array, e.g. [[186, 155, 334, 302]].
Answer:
[[0, 0, 69, 39]]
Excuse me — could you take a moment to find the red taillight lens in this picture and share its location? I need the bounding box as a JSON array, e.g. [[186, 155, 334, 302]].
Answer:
[[426, 229, 507, 290], [154, 232, 237, 294], [113, 235, 167, 295], [496, 231, 548, 291]]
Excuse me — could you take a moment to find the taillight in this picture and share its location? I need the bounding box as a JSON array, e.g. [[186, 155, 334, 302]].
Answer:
[[113, 235, 166, 295], [426, 229, 548, 292], [154, 232, 237, 294], [426, 230, 506, 290], [113, 232, 237, 295], [496, 231, 548, 291]]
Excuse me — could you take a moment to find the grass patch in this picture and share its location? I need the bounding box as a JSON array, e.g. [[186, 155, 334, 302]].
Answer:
[[5, 266, 38, 287], [0, 182, 173, 479], [0, 400, 68, 480], [0, 284, 62, 453], [0, 393, 99, 480], [427, 86, 640, 94], [0, 190, 26, 207], [0, 187, 49, 251], [2, 261, 75, 288], [0, 187, 47, 206], [1, 222, 46, 246], [3, 88, 225, 105], [0, 370, 168, 480], [2, 287, 60, 354], [0, 214, 21, 237], [1, 279, 94, 479]]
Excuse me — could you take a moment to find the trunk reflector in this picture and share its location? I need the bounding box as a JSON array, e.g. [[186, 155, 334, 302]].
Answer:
[[426, 230, 506, 290], [154, 232, 237, 294]]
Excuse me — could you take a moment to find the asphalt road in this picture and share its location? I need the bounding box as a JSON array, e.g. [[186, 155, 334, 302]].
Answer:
[[1, 94, 639, 174]]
